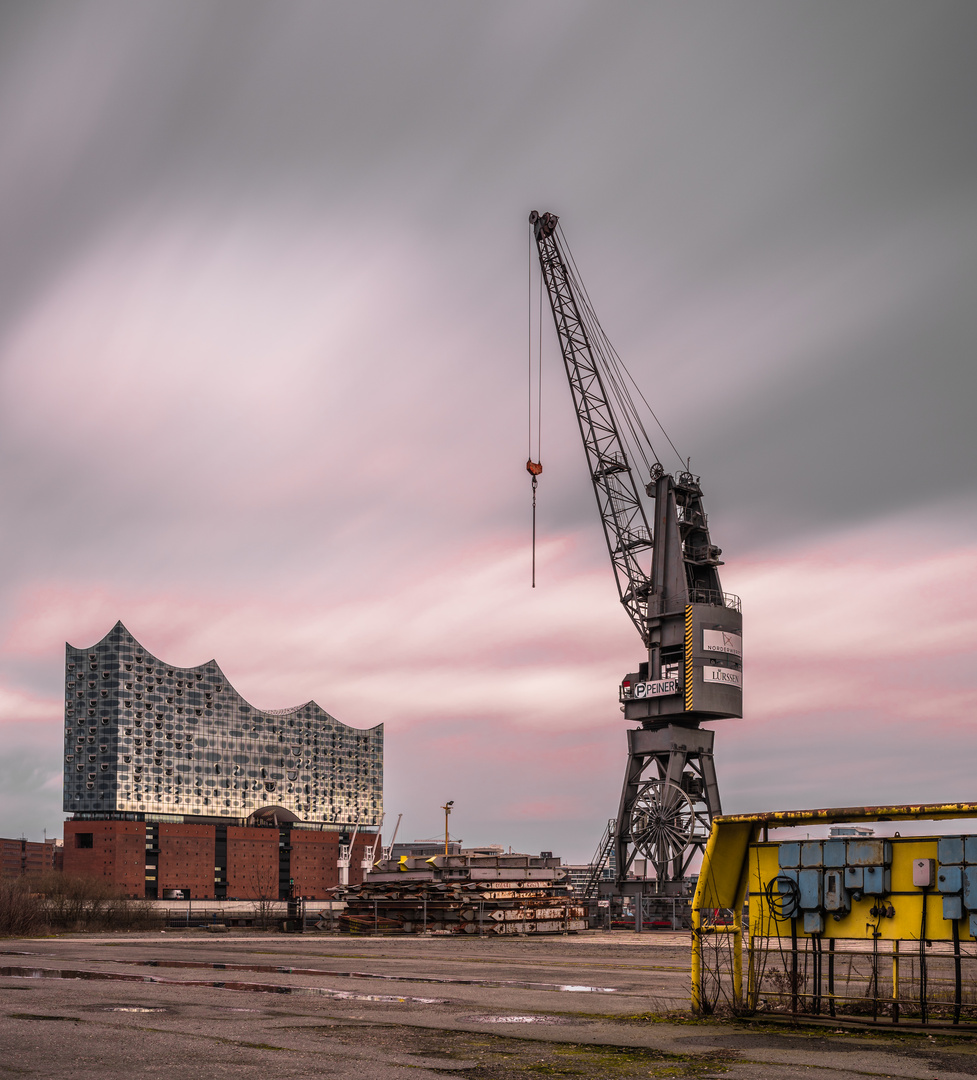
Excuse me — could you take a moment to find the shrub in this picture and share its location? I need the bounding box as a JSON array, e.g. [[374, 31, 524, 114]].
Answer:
[[0, 877, 43, 936], [0, 872, 162, 935]]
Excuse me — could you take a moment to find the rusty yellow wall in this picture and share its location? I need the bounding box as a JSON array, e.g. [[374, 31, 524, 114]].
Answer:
[[750, 838, 964, 941]]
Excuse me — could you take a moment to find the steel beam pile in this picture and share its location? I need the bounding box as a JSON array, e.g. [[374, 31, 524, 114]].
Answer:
[[338, 853, 587, 934]]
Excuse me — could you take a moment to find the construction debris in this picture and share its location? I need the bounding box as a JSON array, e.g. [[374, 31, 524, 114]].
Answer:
[[337, 853, 586, 935]]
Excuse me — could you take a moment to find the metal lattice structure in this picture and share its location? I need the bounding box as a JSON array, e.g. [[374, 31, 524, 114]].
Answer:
[[630, 782, 699, 873], [530, 210, 654, 645], [529, 211, 742, 895]]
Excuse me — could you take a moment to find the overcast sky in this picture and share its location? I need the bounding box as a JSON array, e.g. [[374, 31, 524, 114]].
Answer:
[[1, 1, 975, 859]]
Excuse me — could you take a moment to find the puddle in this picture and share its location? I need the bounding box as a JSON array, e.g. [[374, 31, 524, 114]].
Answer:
[[104, 1007, 168, 1013], [96, 958, 616, 994], [0, 966, 445, 1005], [0, 950, 615, 994], [9, 1013, 79, 1022], [463, 1014, 567, 1025]]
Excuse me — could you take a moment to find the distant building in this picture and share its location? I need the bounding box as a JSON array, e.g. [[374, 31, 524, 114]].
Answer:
[[829, 826, 875, 838], [0, 837, 61, 877], [562, 863, 615, 897], [563, 864, 590, 896], [62, 622, 383, 899]]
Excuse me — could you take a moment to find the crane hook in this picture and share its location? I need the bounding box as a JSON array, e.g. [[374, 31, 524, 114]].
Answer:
[[526, 460, 542, 587]]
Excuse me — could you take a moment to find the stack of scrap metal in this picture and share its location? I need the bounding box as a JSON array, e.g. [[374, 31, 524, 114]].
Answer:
[[338, 853, 587, 934]]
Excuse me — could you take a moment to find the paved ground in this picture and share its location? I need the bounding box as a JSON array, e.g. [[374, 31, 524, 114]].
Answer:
[[2, 930, 977, 1078]]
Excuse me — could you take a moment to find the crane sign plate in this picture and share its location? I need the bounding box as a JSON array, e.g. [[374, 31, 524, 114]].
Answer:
[[623, 678, 679, 700], [702, 629, 742, 657]]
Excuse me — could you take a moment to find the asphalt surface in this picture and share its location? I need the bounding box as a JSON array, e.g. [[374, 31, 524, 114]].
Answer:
[[2, 930, 977, 1078]]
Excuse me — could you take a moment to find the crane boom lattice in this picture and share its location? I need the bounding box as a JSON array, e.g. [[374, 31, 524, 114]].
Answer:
[[530, 211, 654, 644]]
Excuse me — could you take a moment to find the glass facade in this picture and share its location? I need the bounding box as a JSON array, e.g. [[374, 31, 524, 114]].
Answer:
[[63, 622, 382, 826]]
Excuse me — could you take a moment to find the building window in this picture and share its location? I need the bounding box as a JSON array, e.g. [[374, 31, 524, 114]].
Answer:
[[75, 833, 94, 849]]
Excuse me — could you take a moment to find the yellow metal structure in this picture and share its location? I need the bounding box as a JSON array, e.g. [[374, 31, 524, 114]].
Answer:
[[750, 839, 964, 940], [691, 802, 977, 1014]]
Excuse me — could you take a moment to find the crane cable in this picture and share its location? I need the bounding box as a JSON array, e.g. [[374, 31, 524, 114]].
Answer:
[[561, 226, 670, 470], [527, 221, 687, 591], [557, 224, 687, 475], [527, 231, 543, 587]]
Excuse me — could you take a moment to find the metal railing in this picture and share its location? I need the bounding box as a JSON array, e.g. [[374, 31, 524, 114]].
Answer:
[[583, 818, 616, 901], [648, 590, 741, 615], [615, 526, 653, 552]]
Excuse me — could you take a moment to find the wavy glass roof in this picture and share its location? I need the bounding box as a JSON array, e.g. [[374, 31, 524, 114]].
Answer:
[[63, 621, 382, 825]]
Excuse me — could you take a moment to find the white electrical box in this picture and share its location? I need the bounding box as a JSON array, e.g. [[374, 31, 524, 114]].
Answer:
[[913, 857, 935, 887]]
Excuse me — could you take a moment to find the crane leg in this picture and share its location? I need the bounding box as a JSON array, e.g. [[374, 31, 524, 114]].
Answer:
[[612, 724, 719, 897]]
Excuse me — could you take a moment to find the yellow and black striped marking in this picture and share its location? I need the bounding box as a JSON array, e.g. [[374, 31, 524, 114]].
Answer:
[[684, 605, 694, 711]]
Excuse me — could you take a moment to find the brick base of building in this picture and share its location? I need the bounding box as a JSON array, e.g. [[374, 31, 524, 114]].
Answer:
[[63, 820, 376, 900]]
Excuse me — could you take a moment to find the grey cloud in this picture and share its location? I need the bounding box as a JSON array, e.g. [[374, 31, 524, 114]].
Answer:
[[2, 0, 974, 575], [0, 744, 62, 840]]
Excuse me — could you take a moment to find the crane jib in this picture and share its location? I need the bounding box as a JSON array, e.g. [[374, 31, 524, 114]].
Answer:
[[529, 211, 655, 643]]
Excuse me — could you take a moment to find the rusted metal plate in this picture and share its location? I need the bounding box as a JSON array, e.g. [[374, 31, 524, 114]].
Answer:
[[715, 802, 977, 827], [492, 919, 588, 935], [468, 869, 558, 880], [488, 907, 586, 922], [846, 838, 891, 866], [474, 889, 571, 901], [346, 852, 583, 935]]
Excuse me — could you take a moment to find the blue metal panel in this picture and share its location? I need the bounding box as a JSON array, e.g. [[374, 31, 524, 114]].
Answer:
[[798, 868, 821, 909], [847, 839, 891, 867], [962, 866, 977, 910], [938, 836, 965, 865], [800, 841, 823, 867], [823, 840, 846, 868], [803, 911, 824, 934], [823, 870, 848, 912], [844, 866, 864, 890], [863, 866, 889, 895], [778, 842, 800, 869], [965, 836, 977, 864], [970, 914, 977, 939], [944, 895, 964, 921], [938, 865, 963, 893]]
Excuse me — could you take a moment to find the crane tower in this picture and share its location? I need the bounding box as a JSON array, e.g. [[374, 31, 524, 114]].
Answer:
[[529, 210, 742, 896]]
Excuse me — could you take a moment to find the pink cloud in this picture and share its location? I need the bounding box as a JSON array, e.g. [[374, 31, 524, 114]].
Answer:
[[0, 683, 60, 730], [504, 797, 582, 822], [725, 531, 977, 725], [4, 506, 977, 857], [5, 535, 635, 734]]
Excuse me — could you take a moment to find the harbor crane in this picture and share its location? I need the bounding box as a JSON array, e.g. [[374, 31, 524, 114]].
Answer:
[[528, 210, 743, 895]]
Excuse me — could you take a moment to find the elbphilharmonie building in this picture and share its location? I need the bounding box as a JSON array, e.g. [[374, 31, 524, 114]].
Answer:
[[64, 621, 382, 827]]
